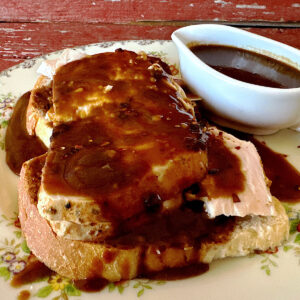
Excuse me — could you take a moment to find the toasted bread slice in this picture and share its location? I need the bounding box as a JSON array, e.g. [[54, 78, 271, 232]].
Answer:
[[26, 75, 53, 148], [19, 154, 289, 281], [26, 75, 52, 135]]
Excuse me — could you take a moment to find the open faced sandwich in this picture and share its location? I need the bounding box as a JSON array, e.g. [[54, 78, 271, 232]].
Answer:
[[17, 49, 288, 282]]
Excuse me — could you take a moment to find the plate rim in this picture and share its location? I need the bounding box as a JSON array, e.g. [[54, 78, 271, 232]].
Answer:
[[0, 39, 172, 78]]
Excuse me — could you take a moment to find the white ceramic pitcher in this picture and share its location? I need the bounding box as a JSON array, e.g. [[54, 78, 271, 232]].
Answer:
[[172, 24, 300, 135]]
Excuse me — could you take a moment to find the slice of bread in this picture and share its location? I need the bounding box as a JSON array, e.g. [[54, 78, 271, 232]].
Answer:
[[26, 75, 52, 136], [19, 154, 289, 282]]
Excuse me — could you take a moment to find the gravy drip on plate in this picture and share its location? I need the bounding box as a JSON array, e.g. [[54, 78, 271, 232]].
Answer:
[[216, 125, 300, 203], [17, 290, 30, 300], [250, 138, 300, 203], [73, 278, 108, 292], [5, 92, 47, 175], [145, 263, 209, 280], [11, 255, 53, 288], [190, 44, 300, 88]]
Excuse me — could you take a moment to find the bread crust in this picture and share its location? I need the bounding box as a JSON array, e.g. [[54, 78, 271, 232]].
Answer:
[[26, 75, 52, 135], [19, 155, 289, 281]]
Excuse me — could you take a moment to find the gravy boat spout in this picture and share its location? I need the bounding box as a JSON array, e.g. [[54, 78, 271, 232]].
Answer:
[[172, 24, 300, 135]]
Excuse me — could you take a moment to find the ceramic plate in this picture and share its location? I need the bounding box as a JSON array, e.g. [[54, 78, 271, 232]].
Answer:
[[0, 40, 299, 300]]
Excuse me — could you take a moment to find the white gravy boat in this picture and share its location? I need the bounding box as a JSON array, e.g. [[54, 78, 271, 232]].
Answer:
[[171, 24, 300, 135]]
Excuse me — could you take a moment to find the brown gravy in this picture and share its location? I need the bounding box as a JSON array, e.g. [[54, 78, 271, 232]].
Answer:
[[219, 127, 300, 202], [202, 134, 245, 198], [110, 208, 236, 247], [11, 255, 53, 287], [17, 290, 30, 300], [145, 263, 209, 281], [190, 44, 300, 89], [40, 50, 213, 223], [250, 138, 300, 203], [74, 278, 108, 292], [5, 92, 47, 175]]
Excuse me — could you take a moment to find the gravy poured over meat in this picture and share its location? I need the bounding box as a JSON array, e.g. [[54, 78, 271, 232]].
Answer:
[[3, 49, 293, 292]]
